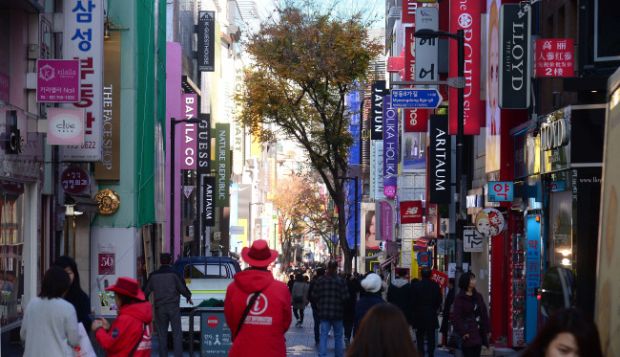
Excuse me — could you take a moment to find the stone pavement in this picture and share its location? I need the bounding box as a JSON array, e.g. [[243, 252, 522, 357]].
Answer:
[[285, 306, 455, 357]]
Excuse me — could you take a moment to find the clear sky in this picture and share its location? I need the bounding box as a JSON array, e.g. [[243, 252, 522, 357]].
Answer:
[[253, 0, 385, 29]]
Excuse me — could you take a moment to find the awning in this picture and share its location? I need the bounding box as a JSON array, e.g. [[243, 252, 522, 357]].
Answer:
[[65, 194, 99, 214]]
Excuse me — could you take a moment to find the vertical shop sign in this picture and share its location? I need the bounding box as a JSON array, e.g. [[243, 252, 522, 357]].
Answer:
[[383, 95, 398, 199], [95, 31, 121, 180], [429, 115, 451, 203], [499, 4, 531, 109], [197, 113, 211, 174], [449, 0, 482, 135], [525, 215, 541, 342], [198, 11, 215, 72], [402, 0, 417, 24], [380, 201, 394, 242], [36, 59, 80, 102], [415, 7, 439, 86], [201, 175, 215, 227], [180, 94, 197, 169], [370, 141, 385, 200], [534, 39, 575, 77], [215, 123, 230, 207], [62, 0, 104, 161], [404, 19, 429, 132], [371, 81, 386, 140]]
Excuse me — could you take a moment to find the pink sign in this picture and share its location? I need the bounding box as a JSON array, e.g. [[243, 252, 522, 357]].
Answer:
[[179, 93, 198, 169], [535, 39, 575, 78], [380, 201, 393, 242], [61, 166, 90, 194], [37, 59, 80, 102], [47, 108, 85, 145], [0, 72, 8, 102]]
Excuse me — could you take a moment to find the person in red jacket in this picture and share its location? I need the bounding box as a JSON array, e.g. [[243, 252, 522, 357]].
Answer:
[[92, 277, 153, 357], [224, 239, 292, 357]]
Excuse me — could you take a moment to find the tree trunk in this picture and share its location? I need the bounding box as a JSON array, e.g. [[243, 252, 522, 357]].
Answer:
[[337, 194, 352, 274]]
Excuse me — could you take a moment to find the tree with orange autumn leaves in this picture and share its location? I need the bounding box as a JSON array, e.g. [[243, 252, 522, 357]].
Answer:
[[271, 175, 337, 268], [236, 4, 381, 272]]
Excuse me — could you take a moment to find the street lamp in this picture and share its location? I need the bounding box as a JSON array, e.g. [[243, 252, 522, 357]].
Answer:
[[248, 202, 264, 244], [337, 176, 359, 273], [170, 117, 201, 259], [414, 29, 465, 270]]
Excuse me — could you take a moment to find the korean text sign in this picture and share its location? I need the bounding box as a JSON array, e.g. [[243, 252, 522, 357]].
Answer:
[[488, 181, 514, 201], [535, 39, 575, 77], [37, 59, 80, 102], [62, 0, 104, 161]]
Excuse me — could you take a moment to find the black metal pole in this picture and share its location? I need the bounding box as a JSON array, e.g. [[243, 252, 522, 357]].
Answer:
[[354, 176, 358, 273], [170, 119, 176, 259], [248, 201, 252, 244], [456, 29, 465, 270]]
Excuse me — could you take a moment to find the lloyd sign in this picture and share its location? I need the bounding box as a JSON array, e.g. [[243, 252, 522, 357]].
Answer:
[[499, 4, 531, 109], [541, 117, 569, 151]]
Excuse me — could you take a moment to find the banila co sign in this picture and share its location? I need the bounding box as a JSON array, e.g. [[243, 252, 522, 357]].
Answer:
[[499, 4, 531, 109]]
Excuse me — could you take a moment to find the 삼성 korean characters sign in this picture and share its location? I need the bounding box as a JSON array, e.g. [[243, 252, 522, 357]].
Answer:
[[535, 39, 575, 78], [62, 0, 104, 161]]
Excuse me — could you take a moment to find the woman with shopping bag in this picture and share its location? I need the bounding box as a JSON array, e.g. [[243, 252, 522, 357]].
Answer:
[[20, 266, 81, 356]]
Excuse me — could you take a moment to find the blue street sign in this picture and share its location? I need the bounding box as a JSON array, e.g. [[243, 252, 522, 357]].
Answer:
[[391, 89, 443, 109]]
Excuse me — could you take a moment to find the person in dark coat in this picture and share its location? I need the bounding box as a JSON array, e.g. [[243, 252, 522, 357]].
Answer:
[[387, 269, 413, 328], [440, 278, 456, 346], [410, 268, 442, 357], [53, 256, 92, 330], [308, 267, 325, 345], [343, 273, 359, 347], [353, 273, 384, 336], [451, 272, 490, 357]]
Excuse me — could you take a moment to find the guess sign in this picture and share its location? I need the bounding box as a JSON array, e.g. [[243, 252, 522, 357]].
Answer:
[[535, 39, 575, 77], [61, 166, 90, 194]]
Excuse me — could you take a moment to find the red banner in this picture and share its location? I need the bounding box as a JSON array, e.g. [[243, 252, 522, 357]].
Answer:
[[534, 39, 575, 78], [449, 0, 482, 135], [403, 27, 428, 132], [402, 0, 417, 24], [431, 269, 449, 289], [387, 56, 404, 72], [400, 200, 424, 224]]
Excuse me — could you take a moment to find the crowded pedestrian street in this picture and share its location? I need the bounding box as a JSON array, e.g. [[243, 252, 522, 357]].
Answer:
[[2, 0, 620, 356]]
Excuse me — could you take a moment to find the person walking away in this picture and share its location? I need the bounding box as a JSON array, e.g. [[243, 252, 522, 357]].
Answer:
[[21, 266, 80, 356], [451, 272, 490, 357], [288, 274, 296, 292], [307, 267, 325, 345], [92, 277, 153, 356], [387, 269, 413, 329], [521, 307, 602, 357], [343, 273, 358, 347], [354, 273, 385, 336], [410, 268, 442, 357], [440, 278, 456, 347], [143, 253, 193, 357], [346, 303, 419, 357], [291, 273, 309, 326], [224, 240, 291, 357], [54, 255, 93, 330], [311, 261, 350, 357]]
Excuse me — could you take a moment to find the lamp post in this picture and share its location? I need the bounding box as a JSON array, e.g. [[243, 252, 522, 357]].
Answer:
[[414, 29, 465, 270], [337, 176, 359, 273], [248, 202, 263, 244], [170, 117, 200, 259]]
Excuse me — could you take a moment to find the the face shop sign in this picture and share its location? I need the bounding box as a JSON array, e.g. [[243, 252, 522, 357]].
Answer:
[[541, 117, 569, 151]]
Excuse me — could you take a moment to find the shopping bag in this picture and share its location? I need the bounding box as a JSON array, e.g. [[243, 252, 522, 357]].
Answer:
[[73, 322, 97, 357]]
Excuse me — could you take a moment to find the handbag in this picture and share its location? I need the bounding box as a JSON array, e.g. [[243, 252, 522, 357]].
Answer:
[[234, 290, 262, 339], [73, 323, 96, 357]]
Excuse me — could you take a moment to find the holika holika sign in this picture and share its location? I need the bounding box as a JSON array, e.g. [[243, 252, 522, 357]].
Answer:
[[499, 4, 531, 109]]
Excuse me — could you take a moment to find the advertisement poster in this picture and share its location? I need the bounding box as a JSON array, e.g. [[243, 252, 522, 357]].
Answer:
[[402, 131, 426, 172], [486, 0, 502, 173], [449, 0, 482, 135], [362, 202, 380, 273]]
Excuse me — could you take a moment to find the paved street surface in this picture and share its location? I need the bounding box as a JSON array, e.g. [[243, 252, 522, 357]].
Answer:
[[285, 306, 455, 357]]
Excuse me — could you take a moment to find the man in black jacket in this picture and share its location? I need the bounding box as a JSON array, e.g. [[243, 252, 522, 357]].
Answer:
[[144, 253, 193, 357], [307, 267, 325, 345], [410, 268, 442, 357]]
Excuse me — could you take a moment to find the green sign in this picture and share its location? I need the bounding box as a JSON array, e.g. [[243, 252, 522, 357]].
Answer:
[[215, 123, 230, 207], [200, 309, 232, 356]]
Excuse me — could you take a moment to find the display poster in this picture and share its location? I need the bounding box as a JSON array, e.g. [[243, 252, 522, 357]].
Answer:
[[486, 0, 502, 173]]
